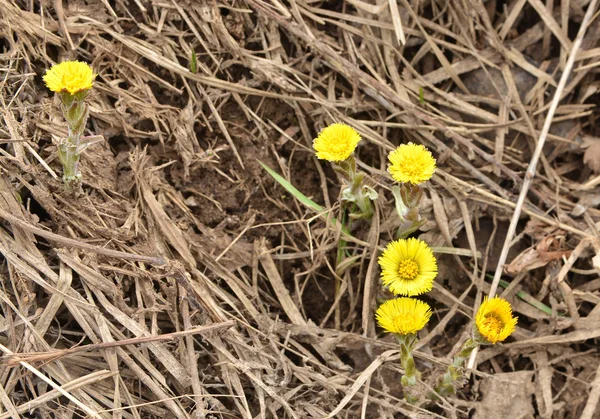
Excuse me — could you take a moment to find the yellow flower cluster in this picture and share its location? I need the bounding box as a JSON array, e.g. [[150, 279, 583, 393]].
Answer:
[[388, 143, 436, 184], [306, 121, 519, 403], [375, 239, 436, 337], [43, 61, 96, 95], [375, 143, 437, 337], [313, 123, 361, 162], [475, 297, 518, 344], [310, 123, 518, 348]]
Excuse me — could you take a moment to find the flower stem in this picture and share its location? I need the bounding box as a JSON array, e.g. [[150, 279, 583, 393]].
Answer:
[[334, 211, 350, 328], [392, 184, 425, 239], [58, 91, 89, 188], [433, 337, 481, 398], [334, 156, 376, 220], [396, 333, 421, 404]]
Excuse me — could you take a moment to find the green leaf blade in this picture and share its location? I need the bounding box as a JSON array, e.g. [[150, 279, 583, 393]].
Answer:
[[259, 160, 324, 212]]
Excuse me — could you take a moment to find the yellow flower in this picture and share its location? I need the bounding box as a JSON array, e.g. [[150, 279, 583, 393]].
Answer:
[[475, 297, 518, 344], [43, 61, 96, 95], [376, 297, 432, 335], [378, 238, 437, 296], [388, 143, 436, 184], [313, 123, 361, 162]]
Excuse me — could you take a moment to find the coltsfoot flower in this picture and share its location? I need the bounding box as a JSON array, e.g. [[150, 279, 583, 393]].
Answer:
[[431, 296, 518, 399], [388, 143, 436, 184], [43, 61, 96, 95], [378, 238, 437, 296], [376, 297, 432, 335], [44, 60, 97, 187], [313, 123, 361, 162], [475, 297, 518, 344]]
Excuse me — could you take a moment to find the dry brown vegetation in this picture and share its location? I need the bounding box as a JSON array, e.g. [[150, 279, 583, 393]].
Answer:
[[1, 0, 600, 417]]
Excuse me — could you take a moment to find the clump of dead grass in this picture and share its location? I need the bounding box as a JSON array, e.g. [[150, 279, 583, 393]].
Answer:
[[1, 0, 600, 418]]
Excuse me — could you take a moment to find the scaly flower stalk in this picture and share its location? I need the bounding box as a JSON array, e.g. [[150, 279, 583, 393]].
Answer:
[[335, 154, 377, 219], [391, 183, 425, 238], [387, 143, 436, 237], [397, 333, 421, 403], [376, 297, 432, 404], [434, 337, 480, 398], [43, 61, 96, 188], [433, 296, 518, 398]]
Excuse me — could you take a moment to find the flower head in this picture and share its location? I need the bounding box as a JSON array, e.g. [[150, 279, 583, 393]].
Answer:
[[376, 297, 432, 335], [43, 61, 96, 95], [475, 297, 518, 344], [388, 143, 436, 184], [378, 238, 437, 296], [313, 123, 361, 162]]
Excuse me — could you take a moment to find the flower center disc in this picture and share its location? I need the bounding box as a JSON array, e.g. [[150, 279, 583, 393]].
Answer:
[[482, 315, 503, 336], [399, 161, 424, 178], [62, 75, 87, 92], [330, 138, 350, 153], [398, 260, 419, 281], [392, 314, 417, 333]]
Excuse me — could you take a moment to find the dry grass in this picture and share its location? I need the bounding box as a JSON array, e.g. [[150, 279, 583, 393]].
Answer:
[[1, 0, 600, 418]]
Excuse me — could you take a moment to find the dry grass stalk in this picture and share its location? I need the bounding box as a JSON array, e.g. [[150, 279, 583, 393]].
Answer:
[[2, 321, 235, 366]]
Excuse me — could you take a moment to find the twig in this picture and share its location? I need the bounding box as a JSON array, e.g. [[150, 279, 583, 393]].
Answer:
[[2, 321, 236, 366], [0, 342, 101, 418], [54, 0, 75, 51], [580, 359, 600, 419], [486, 0, 598, 298]]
